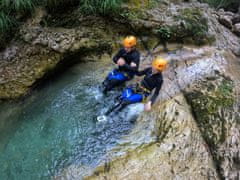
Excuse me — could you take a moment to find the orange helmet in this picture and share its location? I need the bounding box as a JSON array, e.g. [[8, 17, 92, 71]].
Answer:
[[152, 57, 168, 71], [123, 36, 137, 48]]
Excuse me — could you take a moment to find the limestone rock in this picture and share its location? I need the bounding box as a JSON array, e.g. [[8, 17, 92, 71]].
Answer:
[[218, 15, 233, 29], [184, 74, 240, 180], [85, 95, 218, 180]]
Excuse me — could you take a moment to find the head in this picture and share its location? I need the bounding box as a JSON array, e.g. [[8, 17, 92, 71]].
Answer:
[[152, 57, 168, 73], [123, 36, 137, 53]]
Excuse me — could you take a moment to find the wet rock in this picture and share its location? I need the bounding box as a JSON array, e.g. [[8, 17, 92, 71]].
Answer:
[[0, 14, 116, 99], [1, 1, 240, 179], [233, 23, 240, 36], [218, 15, 233, 29], [83, 95, 218, 180]]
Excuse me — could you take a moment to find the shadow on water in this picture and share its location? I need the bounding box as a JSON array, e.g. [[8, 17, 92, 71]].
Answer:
[[0, 60, 143, 179]]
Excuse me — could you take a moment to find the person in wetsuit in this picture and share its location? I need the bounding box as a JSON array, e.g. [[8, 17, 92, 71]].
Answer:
[[116, 57, 167, 112], [102, 36, 140, 94]]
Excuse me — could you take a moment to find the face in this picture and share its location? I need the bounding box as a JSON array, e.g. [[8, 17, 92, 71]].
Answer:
[[124, 46, 133, 53], [152, 67, 160, 73]]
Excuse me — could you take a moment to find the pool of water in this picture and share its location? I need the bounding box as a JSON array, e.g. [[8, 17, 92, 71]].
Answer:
[[0, 61, 140, 179]]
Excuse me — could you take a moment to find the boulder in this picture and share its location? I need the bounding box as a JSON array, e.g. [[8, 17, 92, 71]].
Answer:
[[218, 15, 233, 29]]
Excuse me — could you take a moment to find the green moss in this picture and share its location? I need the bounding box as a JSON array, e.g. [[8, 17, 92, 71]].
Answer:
[[185, 76, 235, 179], [156, 26, 172, 41], [120, 9, 145, 21], [155, 8, 215, 45], [185, 76, 234, 149], [176, 8, 212, 45], [146, 0, 163, 9]]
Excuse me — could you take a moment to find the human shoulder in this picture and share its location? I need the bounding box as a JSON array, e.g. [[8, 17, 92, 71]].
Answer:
[[132, 49, 140, 56], [119, 48, 126, 53], [157, 72, 163, 81]]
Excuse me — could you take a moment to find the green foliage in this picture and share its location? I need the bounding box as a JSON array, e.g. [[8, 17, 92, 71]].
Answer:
[[180, 8, 208, 36], [80, 0, 124, 16], [0, 0, 126, 48], [177, 8, 210, 45], [1, 0, 37, 13], [0, 12, 15, 33], [154, 8, 213, 45], [0, 12, 16, 49], [156, 26, 171, 41]]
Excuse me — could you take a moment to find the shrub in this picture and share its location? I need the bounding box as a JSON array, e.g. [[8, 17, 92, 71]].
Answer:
[[0, 12, 15, 33], [0, 12, 16, 49], [155, 8, 214, 45], [156, 26, 172, 42], [1, 0, 37, 13], [177, 8, 209, 45], [0, 0, 126, 49], [80, 0, 124, 16]]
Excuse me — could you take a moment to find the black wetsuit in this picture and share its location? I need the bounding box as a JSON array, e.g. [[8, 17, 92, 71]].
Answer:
[[137, 67, 163, 104], [113, 48, 140, 78], [103, 48, 140, 93]]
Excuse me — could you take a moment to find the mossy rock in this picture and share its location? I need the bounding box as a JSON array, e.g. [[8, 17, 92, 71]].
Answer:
[[185, 75, 234, 148], [155, 8, 215, 45], [184, 74, 235, 175]]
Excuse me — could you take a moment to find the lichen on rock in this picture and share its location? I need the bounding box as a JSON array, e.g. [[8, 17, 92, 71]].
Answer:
[[184, 74, 239, 179]]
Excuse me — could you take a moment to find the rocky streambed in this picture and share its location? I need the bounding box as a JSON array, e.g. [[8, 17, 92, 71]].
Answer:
[[0, 0, 240, 179]]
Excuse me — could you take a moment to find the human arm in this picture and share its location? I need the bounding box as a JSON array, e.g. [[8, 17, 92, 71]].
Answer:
[[136, 67, 151, 76], [112, 49, 125, 64], [121, 51, 140, 72], [145, 79, 163, 111]]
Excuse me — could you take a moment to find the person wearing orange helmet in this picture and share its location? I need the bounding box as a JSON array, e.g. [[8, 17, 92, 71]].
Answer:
[[102, 36, 140, 94], [107, 57, 167, 113]]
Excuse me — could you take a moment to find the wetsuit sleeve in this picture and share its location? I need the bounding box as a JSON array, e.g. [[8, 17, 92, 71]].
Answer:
[[150, 79, 163, 105], [136, 67, 150, 76], [121, 63, 138, 72], [121, 51, 140, 72], [113, 49, 124, 64], [131, 51, 140, 67]]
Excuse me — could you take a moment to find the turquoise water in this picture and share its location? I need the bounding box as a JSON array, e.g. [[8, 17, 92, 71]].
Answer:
[[0, 61, 137, 179]]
